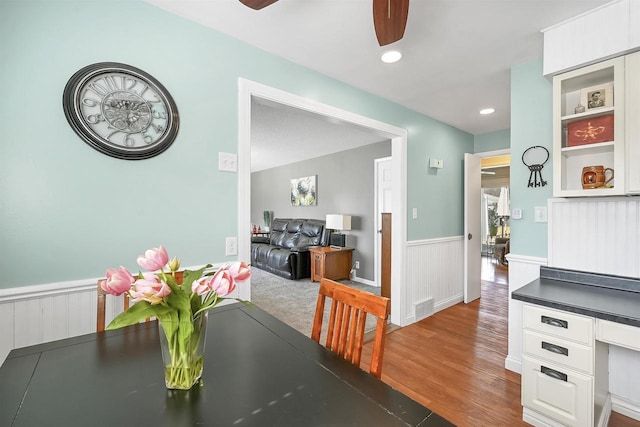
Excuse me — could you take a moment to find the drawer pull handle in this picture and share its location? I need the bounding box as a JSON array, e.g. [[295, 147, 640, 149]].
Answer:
[[541, 315, 568, 329], [541, 366, 568, 382], [541, 341, 569, 356]]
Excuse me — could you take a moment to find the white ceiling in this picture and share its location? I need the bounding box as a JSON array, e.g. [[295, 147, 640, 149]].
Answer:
[[146, 0, 611, 170]]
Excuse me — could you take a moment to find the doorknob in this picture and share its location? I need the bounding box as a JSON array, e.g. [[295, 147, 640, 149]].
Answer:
[[468, 233, 472, 240]]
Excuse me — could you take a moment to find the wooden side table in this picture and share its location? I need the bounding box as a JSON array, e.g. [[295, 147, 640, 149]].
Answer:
[[309, 247, 354, 282]]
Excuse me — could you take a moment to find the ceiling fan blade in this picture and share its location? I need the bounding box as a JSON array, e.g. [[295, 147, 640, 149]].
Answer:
[[238, 0, 279, 10], [373, 0, 409, 46]]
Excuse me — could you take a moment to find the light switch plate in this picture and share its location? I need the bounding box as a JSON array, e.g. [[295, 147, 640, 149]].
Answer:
[[218, 152, 237, 172], [512, 208, 522, 220]]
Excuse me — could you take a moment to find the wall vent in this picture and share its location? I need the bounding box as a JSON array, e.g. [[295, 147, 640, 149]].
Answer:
[[414, 297, 434, 321]]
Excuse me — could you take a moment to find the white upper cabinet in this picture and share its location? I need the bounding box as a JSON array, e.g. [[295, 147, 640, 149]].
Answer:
[[625, 52, 640, 193], [543, 0, 636, 77], [552, 56, 625, 197]]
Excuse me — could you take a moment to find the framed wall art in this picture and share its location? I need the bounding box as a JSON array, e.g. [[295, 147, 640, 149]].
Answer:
[[290, 175, 317, 206], [580, 82, 613, 111]]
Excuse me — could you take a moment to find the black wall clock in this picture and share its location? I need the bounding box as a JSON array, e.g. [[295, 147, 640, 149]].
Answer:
[[63, 62, 179, 160]]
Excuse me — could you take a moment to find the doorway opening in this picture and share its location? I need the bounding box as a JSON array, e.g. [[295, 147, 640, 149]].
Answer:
[[480, 154, 510, 281], [238, 79, 409, 326]]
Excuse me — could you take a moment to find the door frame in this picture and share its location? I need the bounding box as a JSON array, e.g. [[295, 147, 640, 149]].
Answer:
[[464, 148, 511, 301], [374, 156, 392, 288], [238, 79, 409, 326]]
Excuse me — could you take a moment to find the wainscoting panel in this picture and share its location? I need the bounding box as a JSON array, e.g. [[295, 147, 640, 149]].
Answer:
[[548, 197, 640, 277], [1, 243, 464, 365], [406, 236, 464, 324], [0, 281, 127, 363], [505, 253, 547, 374], [548, 196, 640, 414]]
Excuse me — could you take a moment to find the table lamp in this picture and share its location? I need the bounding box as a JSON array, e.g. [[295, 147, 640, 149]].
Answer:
[[326, 214, 351, 248]]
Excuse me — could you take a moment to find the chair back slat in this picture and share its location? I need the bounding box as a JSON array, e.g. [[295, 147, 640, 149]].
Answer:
[[312, 278, 391, 378]]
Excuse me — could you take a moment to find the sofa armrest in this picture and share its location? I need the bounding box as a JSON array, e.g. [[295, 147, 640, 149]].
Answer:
[[251, 236, 270, 244], [290, 245, 317, 253]]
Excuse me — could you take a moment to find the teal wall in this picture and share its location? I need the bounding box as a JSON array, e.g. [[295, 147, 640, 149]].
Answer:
[[474, 129, 510, 153], [510, 59, 553, 257], [0, 0, 473, 288]]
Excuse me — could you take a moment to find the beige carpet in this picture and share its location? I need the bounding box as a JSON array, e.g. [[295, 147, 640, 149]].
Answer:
[[249, 267, 381, 339]]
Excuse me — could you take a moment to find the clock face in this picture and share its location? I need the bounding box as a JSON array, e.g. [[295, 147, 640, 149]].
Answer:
[[63, 62, 179, 160]]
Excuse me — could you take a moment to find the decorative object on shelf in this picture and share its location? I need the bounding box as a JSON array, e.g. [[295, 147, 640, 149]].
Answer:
[[567, 114, 614, 147], [522, 146, 549, 188], [263, 210, 272, 232], [582, 165, 614, 189], [580, 82, 614, 111], [101, 246, 251, 389], [63, 62, 179, 160], [290, 175, 317, 206], [574, 103, 586, 114], [326, 214, 352, 248]]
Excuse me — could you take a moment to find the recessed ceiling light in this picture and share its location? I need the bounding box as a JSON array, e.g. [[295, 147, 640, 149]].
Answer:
[[381, 50, 402, 63], [479, 108, 495, 115]]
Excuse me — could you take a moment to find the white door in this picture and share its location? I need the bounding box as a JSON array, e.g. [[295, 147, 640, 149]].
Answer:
[[374, 157, 392, 286], [464, 153, 482, 303]]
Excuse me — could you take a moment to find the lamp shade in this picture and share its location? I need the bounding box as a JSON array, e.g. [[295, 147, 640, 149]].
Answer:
[[326, 214, 352, 231]]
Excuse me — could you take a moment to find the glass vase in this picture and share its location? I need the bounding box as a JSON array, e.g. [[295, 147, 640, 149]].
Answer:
[[158, 312, 208, 390]]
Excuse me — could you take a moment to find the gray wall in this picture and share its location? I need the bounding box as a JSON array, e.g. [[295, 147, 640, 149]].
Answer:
[[251, 141, 391, 281]]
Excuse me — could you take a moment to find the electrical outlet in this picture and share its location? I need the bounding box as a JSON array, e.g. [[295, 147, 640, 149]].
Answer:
[[225, 237, 238, 256], [534, 206, 548, 223], [355, 261, 360, 269]]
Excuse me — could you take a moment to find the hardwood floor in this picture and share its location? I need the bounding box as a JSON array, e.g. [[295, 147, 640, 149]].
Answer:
[[361, 257, 640, 427]]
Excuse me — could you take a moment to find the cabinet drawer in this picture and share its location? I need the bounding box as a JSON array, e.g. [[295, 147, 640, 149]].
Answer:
[[596, 319, 640, 352], [522, 356, 593, 427], [523, 330, 593, 375], [523, 304, 594, 345]]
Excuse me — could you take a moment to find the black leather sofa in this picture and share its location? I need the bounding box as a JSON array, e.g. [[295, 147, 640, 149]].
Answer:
[[251, 218, 329, 279]]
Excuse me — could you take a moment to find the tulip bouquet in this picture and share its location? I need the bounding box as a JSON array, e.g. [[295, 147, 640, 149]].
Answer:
[[101, 245, 251, 389]]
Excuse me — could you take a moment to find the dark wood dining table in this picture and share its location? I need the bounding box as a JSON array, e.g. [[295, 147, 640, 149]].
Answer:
[[0, 303, 454, 426]]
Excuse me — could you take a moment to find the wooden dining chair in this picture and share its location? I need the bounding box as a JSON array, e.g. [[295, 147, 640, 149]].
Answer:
[[97, 271, 184, 332], [97, 279, 130, 332], [311, 278, 391, 378]]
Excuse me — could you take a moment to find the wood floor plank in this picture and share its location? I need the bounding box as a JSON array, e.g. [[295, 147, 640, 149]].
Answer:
[[361, 259, 640, 427]]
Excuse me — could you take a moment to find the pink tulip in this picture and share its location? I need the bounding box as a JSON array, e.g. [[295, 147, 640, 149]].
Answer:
[[137, 246, 169, 271], [102, 267, 135, 296], [210, 268, 236, 297], [130, 275, 171, 305], [228, 262, 251, 282], [192, 276, 212, 296]]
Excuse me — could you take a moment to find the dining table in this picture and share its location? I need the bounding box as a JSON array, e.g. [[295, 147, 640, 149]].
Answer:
[[0, 302, 454, 426]]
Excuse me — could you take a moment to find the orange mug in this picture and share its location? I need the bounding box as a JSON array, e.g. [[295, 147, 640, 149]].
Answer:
[[582, 166, 614, 189]]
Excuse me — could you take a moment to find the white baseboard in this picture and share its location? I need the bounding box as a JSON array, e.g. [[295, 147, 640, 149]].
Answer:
[[434, 294, 462, 313], [351, 276, 375, 287], [504, 355, 522, 374], [612, 394, 640, 422]]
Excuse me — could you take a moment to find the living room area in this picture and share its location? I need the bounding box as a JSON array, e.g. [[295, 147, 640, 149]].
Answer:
[[247, 97, 393, 334]]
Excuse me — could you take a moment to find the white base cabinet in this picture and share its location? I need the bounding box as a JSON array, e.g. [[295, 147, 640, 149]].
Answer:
[[522, 355, 593, 427], [521, 304, 610, 427]]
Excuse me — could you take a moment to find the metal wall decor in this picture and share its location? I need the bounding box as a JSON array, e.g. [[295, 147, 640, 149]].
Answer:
[[522, 145, 549, 187], [63, 62, 179, 160]]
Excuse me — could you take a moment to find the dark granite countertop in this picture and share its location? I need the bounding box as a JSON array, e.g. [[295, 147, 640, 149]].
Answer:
[[512, 267, 640, 328]]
